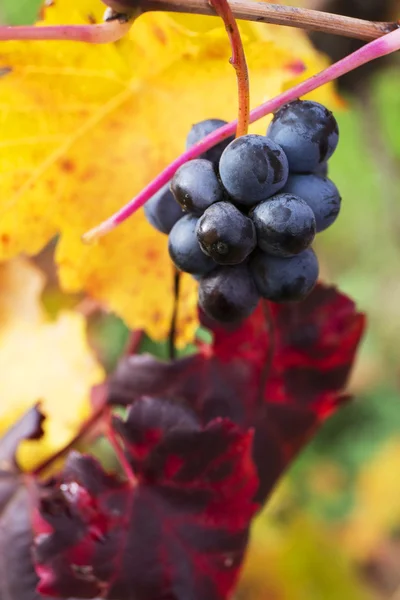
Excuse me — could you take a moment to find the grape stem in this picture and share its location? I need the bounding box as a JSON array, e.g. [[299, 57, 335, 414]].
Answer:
[[208, 0, 249, 137], [83, 26, 400, 242], [0, 3, 396, 44], [168, 269, 181, 360]]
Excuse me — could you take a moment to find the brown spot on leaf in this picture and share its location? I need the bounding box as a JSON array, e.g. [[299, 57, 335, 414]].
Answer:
[[82, 167, 97, 182], [0, 67, 12, 78], [145, 248, 159, 262], [87, 13, 97, 25], [152, 25, 167, 45], [286, 60, 306, 75], [60, 159, 75, 173], [47, 179, 57, 193]]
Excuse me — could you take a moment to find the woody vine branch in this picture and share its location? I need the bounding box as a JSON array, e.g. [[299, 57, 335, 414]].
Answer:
[[142, 0, 399, 41], [0, 2, 398, 43]]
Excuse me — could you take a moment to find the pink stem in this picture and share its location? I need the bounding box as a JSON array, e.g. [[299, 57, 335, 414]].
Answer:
[[82, 26, 400, 241], [0, 21, 132, 44]]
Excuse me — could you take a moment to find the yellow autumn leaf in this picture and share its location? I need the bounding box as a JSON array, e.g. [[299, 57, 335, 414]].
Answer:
[[338, 440, 400, 560], [0, 0, 339, 344], [0, 257, 104, 470], [238, 485, 373, 600]]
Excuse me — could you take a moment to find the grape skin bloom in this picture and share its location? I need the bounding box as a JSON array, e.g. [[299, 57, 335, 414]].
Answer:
[[219, 135, 289, 206], [144, 184, 184, 234], [199, 265, 260, 323], [168, 215, 216, 275], [186, 118, 235, 167], [283, 174, 341, 232], [196, 202, 256, 265], [249, 248, 319, 302], [250, 193, 316, 257], [171, 159, 224, 215], [267, 100, 339, 173]]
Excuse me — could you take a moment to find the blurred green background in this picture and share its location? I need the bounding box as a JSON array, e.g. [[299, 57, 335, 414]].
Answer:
[[0, 0, 42, 25], [3, 0, 400, 598]]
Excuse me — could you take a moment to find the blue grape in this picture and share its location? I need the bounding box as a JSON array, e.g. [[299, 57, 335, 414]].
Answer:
[[313, 161, 328, 178], [267, 100, 339, 173], [249, 248, 319, 302], [283, 174, 341, 232], [168, 215, 215, 275], [219, 134, 289, 206], [171, 159, 224, 215], [198, 264, 259, 323], [196, 202, 256, 265], [186, 118, 235, 166], [144, 184, 184, 234], [250, 193, 316, 257]]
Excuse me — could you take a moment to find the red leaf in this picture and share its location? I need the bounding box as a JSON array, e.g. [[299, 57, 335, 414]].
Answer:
[[108, 284, 365, 502], [34, 398, 258, 600], [265, 283, 366, 406], [0, 405, 58, 600]]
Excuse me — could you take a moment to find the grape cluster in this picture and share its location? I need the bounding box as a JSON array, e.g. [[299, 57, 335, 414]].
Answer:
[[144, 100, 341, 323]]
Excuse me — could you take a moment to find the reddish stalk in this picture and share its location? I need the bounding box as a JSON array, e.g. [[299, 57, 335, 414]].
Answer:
[[32, 392, 107, 476], [105, 407, 137, 486], [209, 0, 249, 137], [83, 26, 400, 242], [124, 329, 145, 355], [0, 18, 133, 44], [75, 296, 103, 317], [32, 398, 137, 486]]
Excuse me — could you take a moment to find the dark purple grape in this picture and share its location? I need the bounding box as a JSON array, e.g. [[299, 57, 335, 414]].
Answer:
[[171, 159, 223, 215], [283, 174, 341, 232], [144, 184, 184, 234], [267, 100, 339, 173], [250, 193, 316, 257], [186, 119, 235, 166], [249, 248, 319, 302], [313, 161, 328, 178], [218, 134, 289, 206], [196, 202, 256, 265], [199, 264, 259, 323], [168, 215, 215, 275]]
